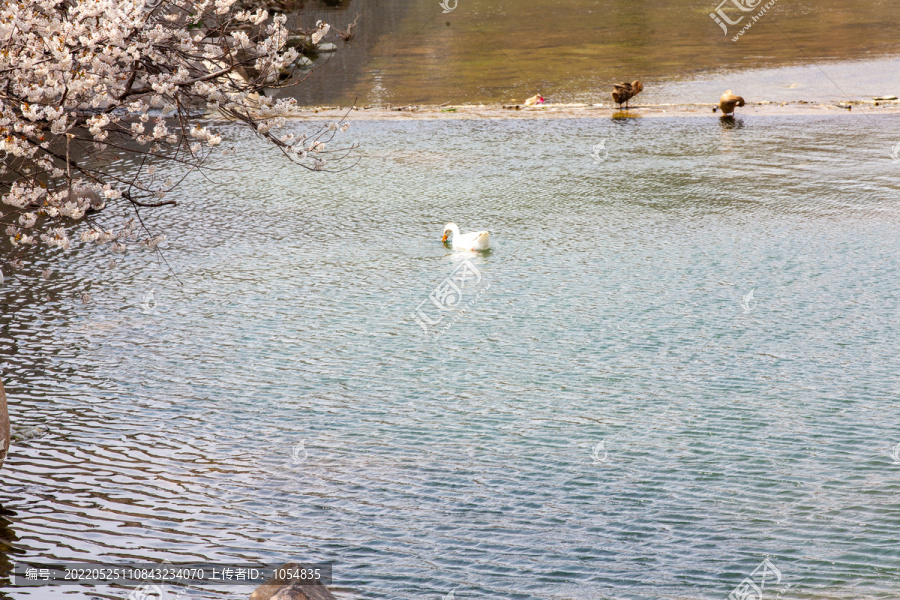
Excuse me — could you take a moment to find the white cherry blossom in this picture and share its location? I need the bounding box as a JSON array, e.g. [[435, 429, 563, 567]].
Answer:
[[1, 0, 353, 274]]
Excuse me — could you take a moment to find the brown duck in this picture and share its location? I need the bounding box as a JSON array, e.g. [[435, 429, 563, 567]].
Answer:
[[717, 90, 745, 116], [611, 80, 643, 109]]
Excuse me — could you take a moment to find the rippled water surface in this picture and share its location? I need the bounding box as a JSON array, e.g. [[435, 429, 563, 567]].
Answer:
[[2, 114, 900, 600], [278, 0, 900, 105]]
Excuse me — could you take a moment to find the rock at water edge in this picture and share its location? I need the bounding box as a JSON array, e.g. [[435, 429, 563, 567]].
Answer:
[[249, 563, 337, 600]]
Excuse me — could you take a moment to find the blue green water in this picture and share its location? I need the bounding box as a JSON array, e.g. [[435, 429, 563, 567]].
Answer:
[[2, 114, 900, 599]]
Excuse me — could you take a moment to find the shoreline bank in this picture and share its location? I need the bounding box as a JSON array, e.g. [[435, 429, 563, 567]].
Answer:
[[262, 98, 900, 121]]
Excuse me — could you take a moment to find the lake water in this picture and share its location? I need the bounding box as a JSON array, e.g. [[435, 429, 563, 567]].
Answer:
[[2, 113, 900, 599], [278, 0, 900, 105]]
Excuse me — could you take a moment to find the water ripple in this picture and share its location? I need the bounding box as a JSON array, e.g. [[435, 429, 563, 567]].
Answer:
[[2, 116, 900, 599]]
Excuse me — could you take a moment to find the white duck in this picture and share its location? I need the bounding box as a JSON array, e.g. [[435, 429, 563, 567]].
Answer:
[[441, 223, 490, 251]]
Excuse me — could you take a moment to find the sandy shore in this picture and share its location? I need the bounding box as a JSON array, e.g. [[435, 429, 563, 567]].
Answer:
[[285, 99, 900, 120]]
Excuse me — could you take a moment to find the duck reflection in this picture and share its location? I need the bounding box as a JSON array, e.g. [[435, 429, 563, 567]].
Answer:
[[718, 116, 745, 130]]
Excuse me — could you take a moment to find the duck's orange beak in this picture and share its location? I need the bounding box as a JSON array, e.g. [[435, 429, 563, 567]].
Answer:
[[441, 232, 449, 242]]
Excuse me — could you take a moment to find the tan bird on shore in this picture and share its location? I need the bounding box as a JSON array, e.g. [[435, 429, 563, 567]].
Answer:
[[611, 80, 643, 109], [717, 90, 745, 116]]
